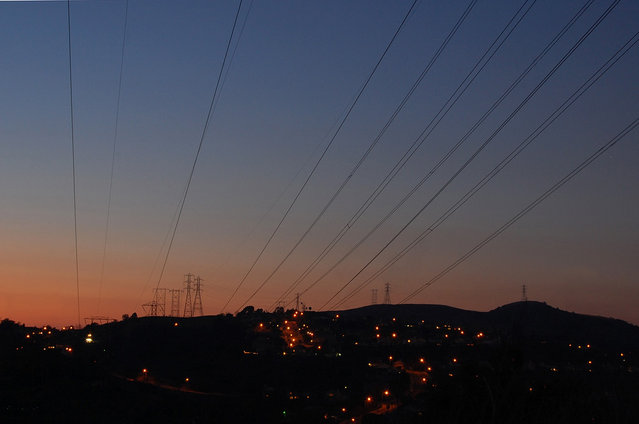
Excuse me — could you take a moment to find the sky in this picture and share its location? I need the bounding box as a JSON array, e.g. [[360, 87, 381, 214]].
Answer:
[[0, 0, 637, 327]]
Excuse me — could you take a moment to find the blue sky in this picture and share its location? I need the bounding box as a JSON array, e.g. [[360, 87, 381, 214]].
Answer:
[[0, 0, 637, 326]]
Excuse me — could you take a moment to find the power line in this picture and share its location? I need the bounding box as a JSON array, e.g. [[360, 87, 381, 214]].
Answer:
[[273, 0, 537, 310], [209, 112, 339, 283], [400, 116, 639, 303], [318, 0, 619, 310], [332, 31, 639, 308], [221, 0, 421, 313], [212, 0, 254, 117], [66, 0, 80, 328], [294, 0, 594, 307], [236, 0, 479, 312], [152, 0, 245, 293], [97, 0, 129, 316]]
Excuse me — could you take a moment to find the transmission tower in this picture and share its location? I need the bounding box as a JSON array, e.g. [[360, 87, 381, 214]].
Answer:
[[183, 273, 194, 317], [383, 282, 391, 305], [155, 288, 167, 316], [193, 275, 203, 316], [170, 289, 181, 317], [522, 284, 528, 302], [295, 293, 300, 311], [371, 288, 378, 305], [142, 288, 167, 316]]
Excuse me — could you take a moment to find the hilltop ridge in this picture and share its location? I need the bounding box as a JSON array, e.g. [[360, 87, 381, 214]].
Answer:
[[336, 301, 639, 350]]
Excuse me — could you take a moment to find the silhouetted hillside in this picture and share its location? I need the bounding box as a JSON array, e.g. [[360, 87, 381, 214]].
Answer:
[[338, 301, 639, 351]]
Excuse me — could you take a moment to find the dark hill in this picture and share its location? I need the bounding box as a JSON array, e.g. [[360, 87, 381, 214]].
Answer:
[[337, 301, 639, 350]]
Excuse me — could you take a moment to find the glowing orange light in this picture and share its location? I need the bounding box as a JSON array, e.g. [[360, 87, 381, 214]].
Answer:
[[142, 368, 148, 373], [388, 356, 393, 361], [376, 334, 380, 338], [392, 333, 397, 338], [375, 326, 379, 331], [384, 390, 390, 396], [366, 396, 372, 402], [427, 367, 432, 371], [419, 358, 425, 363], [174, 322, 178, 327], [185, 377, 189, 382], [336, 314, 340, 319], [621, 353, 624, 357], [259, 323, 264, 328], [341, 407, 346, 412], [26, 335, 30, 339], [452, 358, 457, 363]]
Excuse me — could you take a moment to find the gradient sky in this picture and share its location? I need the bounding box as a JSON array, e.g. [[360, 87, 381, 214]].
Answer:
[[1, 0, 638, 327]]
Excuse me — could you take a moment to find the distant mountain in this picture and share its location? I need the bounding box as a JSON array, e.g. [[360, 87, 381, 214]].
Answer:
[[336, 301, 639, 350]]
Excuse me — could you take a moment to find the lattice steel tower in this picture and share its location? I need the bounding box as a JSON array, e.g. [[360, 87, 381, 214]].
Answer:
[[383, 282, 391, 305], [183, 273, 194, 317], [193, 275, 203, 316], [170, 289, 181, 317]]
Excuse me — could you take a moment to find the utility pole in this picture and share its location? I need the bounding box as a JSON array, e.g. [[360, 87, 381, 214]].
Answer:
[[183, 273, 194, 317], [371, 288, 378, 305], [383, 282, 391, 305], [193, 275, 203, 316], [295, 293, 300, 311]]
